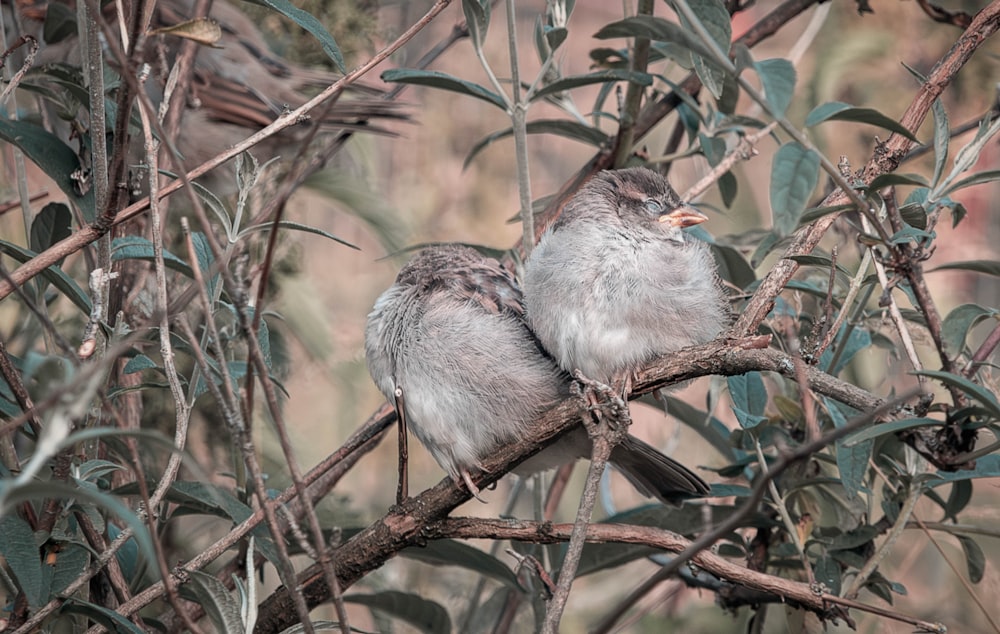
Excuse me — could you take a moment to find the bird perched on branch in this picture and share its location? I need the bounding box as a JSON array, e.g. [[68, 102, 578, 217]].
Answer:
[[11, 0, 406, 192], [364, 244, 709, 504], [524, 167, 730, 393]]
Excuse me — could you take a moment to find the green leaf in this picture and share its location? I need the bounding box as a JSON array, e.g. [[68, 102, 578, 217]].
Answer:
[[728, 372, 767, 429], [867, 173, 928, 190], [805, 102, 919, 143], [0, 514, 43, 607], [956, 535, 985, 583], [826, 399, 870, 498], [0, 116, 95, 219], [532, 70, 653, 100], [913, 370, 1000, 418], [60, 598, 146, 634], [942, 169, 1000, 195], [944, 480, 972, 521], [709, 243, 755, 290], [949, 115, 1000, 177], [699, 133, 726, 166], [754, 58, 795, 117], [931, 98, 949, 188], [464, 119, 609, 168], [345, 591, 451, 634], [112, 236, 192, 276], [813, 556, 842, 596], [821, 324, 871, 376], [49, 542, 90, 597], [842, 417, 941, 446], [930, 455, 1000, 483], [380, 69, 506, 110], [770, 142, 820, 236], [786, 254, 851, 279], [245, 0, 344, 71], [181, 570, 245, 634], [594, 17, 718, 67], [43, 1, 77, 43], [718, 171, 738, 208], [462, 0, 490, 51], [122, 354, 158, 374], [674, 0, 731, 99], [30, 203, 73, 258], [0, 239, 91, 314], [929, 260, 1000, 277], [401, 540, 519, 589], [942, 304, 997, 357], [899, 203, 928, 230], [661, 396, 738, 460], [237, 221, 360, 250]]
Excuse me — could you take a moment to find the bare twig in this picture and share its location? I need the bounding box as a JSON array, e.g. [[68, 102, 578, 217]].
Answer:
[[0, 0, 455, 301], [429, 516, 942, 633]]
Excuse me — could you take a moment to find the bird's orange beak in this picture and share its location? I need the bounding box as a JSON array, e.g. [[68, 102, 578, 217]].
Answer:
[[659, 205, 708, 228]]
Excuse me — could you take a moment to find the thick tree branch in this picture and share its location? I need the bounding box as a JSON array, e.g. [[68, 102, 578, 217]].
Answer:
[[253, 338, 886, 632]]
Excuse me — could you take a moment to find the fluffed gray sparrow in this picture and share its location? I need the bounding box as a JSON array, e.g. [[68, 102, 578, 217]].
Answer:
[[364, 244, 709, 503], [524, 167, 730, 391]]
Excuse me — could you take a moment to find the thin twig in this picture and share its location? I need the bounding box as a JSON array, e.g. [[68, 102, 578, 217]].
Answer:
[[0, 0, 455, 301], [911, 512, 1000, 633], [430, 516, 943, 634], [541, 399, 624, 633]]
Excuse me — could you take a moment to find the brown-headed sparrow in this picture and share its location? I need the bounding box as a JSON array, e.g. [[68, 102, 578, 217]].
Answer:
[[523, 167, 730, 392], [364, 244, 709, 503]]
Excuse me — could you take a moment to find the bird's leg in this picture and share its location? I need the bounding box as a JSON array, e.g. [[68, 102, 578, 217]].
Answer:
[[393, 387, 409, 505]]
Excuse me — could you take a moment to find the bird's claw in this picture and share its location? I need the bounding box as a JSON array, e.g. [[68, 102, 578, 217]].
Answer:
[[459, 468, 488, 503], [572, 370, 629, 426]]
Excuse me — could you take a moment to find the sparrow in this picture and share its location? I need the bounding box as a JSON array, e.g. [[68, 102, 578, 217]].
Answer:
[[14, 0, 406, 191], [364, 244, 709, 503], [523, 167, 730, 391]]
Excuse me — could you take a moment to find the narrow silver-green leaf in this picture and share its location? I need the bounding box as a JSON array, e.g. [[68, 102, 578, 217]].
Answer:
[[674, 0, 731, 98], [345, 591, 451, 634], [462, 0, 490, 51], [956, 535, 985, 583], [238, 221, 360, 250], [770, 142, 820, 236], [112, 236, 192, 276], [401, 540, 519, 588], [244, 0, 345, 71], [942, 304, 997, 357], [381, 69, 507, 110], [464, 119, 609, 168], [942, 169, 1000, 195], [754, 58, 795, 117], [594, 16, 716, 61], [929, 260, 1000, 277], [931, 98, 949, 188], [0, 116, 96, 219], [842, 417, 941, 446], [0, 239, 91, 314], [532, 70, 653, 100], [826, 399, 869, 498], [805, 101, 919, 143], [182, 570, 246, 634], [60, 598, 146, 634], [913, 370, 1000, 418], [867, 173, 929, 190]]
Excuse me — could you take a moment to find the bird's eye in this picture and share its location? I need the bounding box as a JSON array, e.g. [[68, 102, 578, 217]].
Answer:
[[644, 199, 663, 214]]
